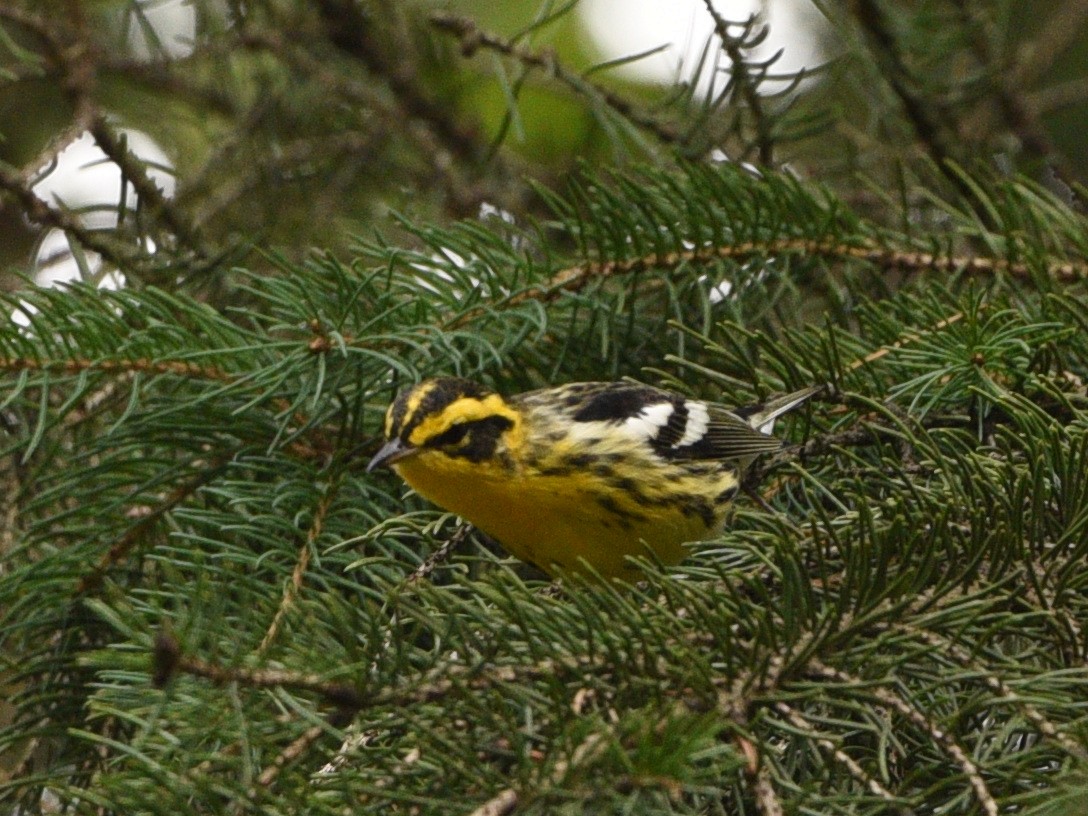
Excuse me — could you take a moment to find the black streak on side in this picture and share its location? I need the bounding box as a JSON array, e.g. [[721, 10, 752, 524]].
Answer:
[[594, 494, 647, 528]]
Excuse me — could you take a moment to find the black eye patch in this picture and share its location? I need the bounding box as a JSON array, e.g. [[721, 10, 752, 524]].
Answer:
[[423, 415, 514, 462], [427, 423, 470, 447]]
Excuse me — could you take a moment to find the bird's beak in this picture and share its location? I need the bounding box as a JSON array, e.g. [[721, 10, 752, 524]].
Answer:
[[366, 438, 417, 472]]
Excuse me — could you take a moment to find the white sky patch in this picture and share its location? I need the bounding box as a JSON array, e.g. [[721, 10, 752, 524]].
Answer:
[[32, 130, 174, 230], [125, 0, 197, 60], [624, 402, 674, 440], [13, 232, 127, 329], [30, 229, 128, 290], [677, 401, 710, 447], [580, 0, 828, 98], [12, 128, 168, 326]]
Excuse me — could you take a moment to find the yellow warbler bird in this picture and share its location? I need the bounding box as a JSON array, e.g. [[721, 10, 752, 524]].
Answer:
[[368, 378, 817, 579]]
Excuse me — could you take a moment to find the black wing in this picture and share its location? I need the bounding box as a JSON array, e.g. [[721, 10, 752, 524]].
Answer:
[[520, 382, 815, 464], [540, 383, 793, 464]]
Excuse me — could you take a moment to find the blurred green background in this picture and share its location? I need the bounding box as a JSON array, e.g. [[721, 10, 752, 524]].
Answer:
[[1, 0, 1085, 295]]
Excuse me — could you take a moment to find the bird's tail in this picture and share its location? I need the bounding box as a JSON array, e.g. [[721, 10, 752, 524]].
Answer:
[[741, 385, 823, 435]]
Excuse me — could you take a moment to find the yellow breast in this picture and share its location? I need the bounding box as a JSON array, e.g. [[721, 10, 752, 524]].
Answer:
[[394, 450, 730, 579]]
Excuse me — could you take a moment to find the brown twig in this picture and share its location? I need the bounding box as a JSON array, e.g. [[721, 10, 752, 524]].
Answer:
[[461, 239, 1087, 331], [0, 5, 52, 34], [255, 724, 327, 788], [448, 237, 1087, 337], [0, 348, 338, 467], [466, 789, 519, 816], [158, 633, 595, 718], [259, 481, 341, 654], [56, 0, 98, 132], [0, 10, 221, 280], [88, 117, 205, 253], [154, 632, 367, 709], [233, 27, 509, 220], [750, 762, 784, 816], [773, 701, 907, 809], [845, 310, 969, 372], [0, 354, 234, 382], [430, 12, 679, 146], [194, 131, 386, 231], [76, 458, 232, 595], [22, 122, 92, 189], [1013, 0, 1088, 87], [1030, 77, 1088, 116], [401, 522, 473, 586]]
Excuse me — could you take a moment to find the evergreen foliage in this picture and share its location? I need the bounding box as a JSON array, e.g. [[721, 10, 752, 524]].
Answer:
[[3, 161, 1088, 814], [2, 2, 1088, 815]]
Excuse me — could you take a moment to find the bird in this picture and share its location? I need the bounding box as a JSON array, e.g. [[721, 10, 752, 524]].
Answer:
[[367, 377, 818, 580]]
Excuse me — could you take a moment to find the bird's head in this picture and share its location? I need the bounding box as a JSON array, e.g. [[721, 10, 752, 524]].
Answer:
[[367, 378, 522, 474]]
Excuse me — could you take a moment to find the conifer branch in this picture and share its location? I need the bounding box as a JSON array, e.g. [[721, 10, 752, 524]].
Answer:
[[314, 0, 480, 162], [154, 632, 366, 710], [52, 0, 97, 133], [158, 636, 601, 718], [809, 660, 1000, 816], [772, 701, 905, 808], [750, 763, 785, 816], [700, 3, 775, 165], [848, 0, 979, 206], [617, 240, 1083, 285], [1015, 0, 1088, 86], [4, 7, 1088, 815], [903, 626, 1088, 760], [1014, 563, 1085, 662], [88, 116, 206, 261], [233, 29, 491, 217], [458, 240, 1087, 333], [401, 522, 473, 586], [845, 310, 970, 371], [441, 237, 1082, 336], [0, 5, 49, 34], [0, 164, 138, 272], [950, 0, 1069, 178]]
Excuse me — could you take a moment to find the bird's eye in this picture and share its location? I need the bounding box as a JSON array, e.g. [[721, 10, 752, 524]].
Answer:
[[429, 423, 470, 447]]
